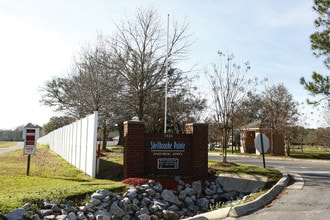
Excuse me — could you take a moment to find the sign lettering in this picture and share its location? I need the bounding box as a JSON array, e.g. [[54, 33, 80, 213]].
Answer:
[[157, 158, 179, 169], [150, 141, 186, 151]]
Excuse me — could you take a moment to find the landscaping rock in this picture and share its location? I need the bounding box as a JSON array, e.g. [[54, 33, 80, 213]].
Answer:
[[5, 208, 27, 220], [192, 181, 202, 196], [5, 176, 252, 219], [138, 213, 151, 220], [96, 214, 111, 220], [32, 213, 41, 220], [40, 209, 53, 217], [67, 212, 77, 220], [110, 203, 126, 217], [161, 189, 181, 205]]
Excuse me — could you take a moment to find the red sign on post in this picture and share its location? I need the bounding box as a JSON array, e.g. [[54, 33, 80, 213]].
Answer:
[[23, 128, 39, 155]]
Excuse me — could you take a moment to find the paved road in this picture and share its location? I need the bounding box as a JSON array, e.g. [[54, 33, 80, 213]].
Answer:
[[0, 142, 24, 154], [208, 154, 330, 220]]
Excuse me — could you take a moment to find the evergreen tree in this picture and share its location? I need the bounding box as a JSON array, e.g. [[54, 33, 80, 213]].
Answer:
[[300, 0, 330, 104]]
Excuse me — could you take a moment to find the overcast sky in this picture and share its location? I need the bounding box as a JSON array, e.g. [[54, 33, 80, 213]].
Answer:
[[0, 0, 327, 129]]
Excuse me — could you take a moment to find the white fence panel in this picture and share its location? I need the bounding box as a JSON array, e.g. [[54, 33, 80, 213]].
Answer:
[[37, 112, 98, 178], [80, 116, 88, 174], [86, 113, 98, 177]]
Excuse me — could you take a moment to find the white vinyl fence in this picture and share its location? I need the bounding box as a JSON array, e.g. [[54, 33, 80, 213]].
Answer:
[[38, 112, 98, 178]]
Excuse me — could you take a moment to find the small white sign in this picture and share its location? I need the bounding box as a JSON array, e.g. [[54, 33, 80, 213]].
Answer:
[[24, 146, 36, 155], [23, 128, 39, 155]]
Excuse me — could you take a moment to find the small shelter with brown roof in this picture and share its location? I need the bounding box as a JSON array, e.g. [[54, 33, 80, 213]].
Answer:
[[239, 120, 285, 155]]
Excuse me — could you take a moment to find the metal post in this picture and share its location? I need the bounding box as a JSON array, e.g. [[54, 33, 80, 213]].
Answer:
[[231, 122, 234, 154], [26, 155, 31, 176], [164, 14, 169, 134], [260, 133, 266, 168], [231, 101, 234, 154]]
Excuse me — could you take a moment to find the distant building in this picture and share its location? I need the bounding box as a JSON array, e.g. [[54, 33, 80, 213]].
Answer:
[[107, 130, 119, 146], [239, 120, 284, 155]]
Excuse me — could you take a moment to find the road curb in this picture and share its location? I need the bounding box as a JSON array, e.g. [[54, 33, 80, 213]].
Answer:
[[229, 172, 289, 217], [286, 173, 304, 190], [185, 173, 289, 219]]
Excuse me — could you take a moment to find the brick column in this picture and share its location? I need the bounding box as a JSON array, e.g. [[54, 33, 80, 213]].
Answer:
[[186, 123, 208, 178], [123, 121, 145, 178]]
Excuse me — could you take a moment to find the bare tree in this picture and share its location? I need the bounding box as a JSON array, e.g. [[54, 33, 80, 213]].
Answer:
[[205, 51, 262, 163], [111, 8, 192, 124], [40, 35, 123, 149], [205, 119, 222, 150], [166, 84, 206, 134], [41, 116, 76, 135], [261, 84, 299, 155]]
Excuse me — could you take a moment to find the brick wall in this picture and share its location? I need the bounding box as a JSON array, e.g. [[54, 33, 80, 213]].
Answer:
[[186, 123, 209, 178], [123, 121, 145, 178], [123, 121, 208, 179]]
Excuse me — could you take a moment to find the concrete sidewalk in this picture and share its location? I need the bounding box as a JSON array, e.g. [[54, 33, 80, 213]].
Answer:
[[185, 172, 291, 220], [217, 173, 268, 194]]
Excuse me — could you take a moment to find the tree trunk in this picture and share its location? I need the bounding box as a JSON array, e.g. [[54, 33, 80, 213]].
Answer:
[[285, 138, 291, 156], [222, 128, 228, 163], [102, 126, 108, 150], [117, 124, 124, 145], [138, 95, 144, 121], [270, 129, 275, 155], [221, 146, 227, 163]]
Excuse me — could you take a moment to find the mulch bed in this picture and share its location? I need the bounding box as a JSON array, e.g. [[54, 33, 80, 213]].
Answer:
[[120, 162, 238, 191]]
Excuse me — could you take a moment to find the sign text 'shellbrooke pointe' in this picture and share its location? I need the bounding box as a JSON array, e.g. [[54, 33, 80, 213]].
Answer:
[[150, 141, 186, 150]]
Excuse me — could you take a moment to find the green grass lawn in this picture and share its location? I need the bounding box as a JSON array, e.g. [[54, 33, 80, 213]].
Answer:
[[208, 160, 282, 183], [208, 147, 241, 155], [289, 145, 330, 160], [209, 145, 330, 160], [0, 145, 125, 215], [0, 141, 18, 148]]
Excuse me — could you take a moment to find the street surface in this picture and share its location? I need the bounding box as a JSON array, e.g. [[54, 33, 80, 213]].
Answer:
[[0, 142, 23, 154], [208, 154, 330, 220]]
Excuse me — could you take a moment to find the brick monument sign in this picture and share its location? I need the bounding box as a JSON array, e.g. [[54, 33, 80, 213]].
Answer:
[[123, 121, 208, 179]]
